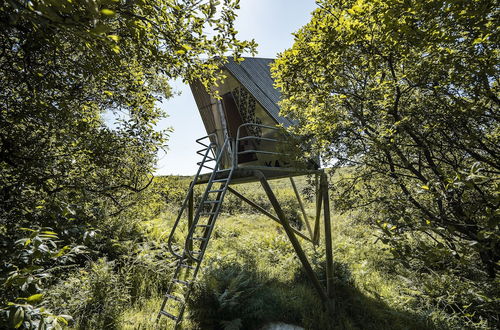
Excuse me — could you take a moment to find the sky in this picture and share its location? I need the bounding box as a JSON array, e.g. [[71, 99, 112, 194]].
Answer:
[[155, 0, 318, 176]]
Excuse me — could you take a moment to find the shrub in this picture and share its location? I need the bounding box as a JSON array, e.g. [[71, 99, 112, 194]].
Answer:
[[46, 258, 129, 329], [119, 241, 173, 303]]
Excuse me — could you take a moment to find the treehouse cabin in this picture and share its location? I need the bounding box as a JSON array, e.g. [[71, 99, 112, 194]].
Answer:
[[157, 58, 334, 327], [190, 57, 319, 183]]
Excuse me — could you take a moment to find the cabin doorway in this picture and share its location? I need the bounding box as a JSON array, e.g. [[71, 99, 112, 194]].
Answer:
[[221, 92, 257, 163]]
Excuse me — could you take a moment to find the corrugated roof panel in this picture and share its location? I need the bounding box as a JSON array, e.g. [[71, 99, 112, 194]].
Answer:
[[224, 57, 295, 127]]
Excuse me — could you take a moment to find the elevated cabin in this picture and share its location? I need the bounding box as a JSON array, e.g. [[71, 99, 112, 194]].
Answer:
[[190, 57, 318, 183], [158, 58, 334, 325]]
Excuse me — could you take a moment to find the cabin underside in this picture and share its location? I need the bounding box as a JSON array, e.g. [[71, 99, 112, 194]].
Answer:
[[196, 166, 321, 185]]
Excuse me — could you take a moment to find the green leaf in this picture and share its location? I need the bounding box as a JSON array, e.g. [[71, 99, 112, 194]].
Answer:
[[41, 231, 57, 235], [26, 293, 43, 303], [11, 307, 24, 328], [100, 9, 115, 16], [58, 315, 74, 324], [108, 35, 120, 42]]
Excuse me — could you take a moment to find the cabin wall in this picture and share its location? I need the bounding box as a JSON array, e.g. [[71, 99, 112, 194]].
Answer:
[[217, 71, 297, 169], [190, 70, 316, 171]]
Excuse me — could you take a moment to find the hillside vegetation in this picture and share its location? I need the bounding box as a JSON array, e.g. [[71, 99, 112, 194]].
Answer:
[[1, 0, 498, 329], [27, 174, 496, 329]]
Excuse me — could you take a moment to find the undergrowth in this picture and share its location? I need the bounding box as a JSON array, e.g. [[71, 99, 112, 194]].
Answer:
[[41, 175, 496, 329]]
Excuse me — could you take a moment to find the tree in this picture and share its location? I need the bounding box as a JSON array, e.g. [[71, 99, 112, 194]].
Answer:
[[273, 0, 498, 325], [0, 0, 255, 327]]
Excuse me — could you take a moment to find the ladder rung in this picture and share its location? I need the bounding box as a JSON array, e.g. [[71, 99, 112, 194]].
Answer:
[[200, 212, 216, 216], [196, 224, 212, 228], [208, 189, 224, 193], [212, 178, 228, 182], [173, 279, 191, 286], [165, 294, 183, 302], [191, 237, 207, 241], [190, 251, 202, 255], [159, 310, 178, 321], [203, 200, 220, 203]]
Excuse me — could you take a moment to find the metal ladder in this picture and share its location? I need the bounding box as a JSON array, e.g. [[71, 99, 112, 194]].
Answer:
[[157, 136, 235, 328]]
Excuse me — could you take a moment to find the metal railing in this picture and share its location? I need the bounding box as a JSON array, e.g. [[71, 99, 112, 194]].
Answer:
[[166, 133, 218, 259], [184, 136, 234, 262], [234, 123, 289, 165]]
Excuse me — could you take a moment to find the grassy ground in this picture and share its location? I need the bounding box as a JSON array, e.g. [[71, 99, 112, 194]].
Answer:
[[115, 177, 440, 330], [45, 175, 474, 329]]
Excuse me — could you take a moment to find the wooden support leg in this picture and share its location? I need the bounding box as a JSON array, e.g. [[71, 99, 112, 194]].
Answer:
[[321, 172, 335, 299], [255, 171, 330, 305], [313, 173, 322, 245], [290, 177, 314, 240]]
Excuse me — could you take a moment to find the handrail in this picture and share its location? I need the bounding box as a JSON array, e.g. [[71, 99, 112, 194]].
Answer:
[[235, 123, 286, 165], [167, 133, 217, 259], [184, 137, 234, 262], [195, 134, 216, 147]]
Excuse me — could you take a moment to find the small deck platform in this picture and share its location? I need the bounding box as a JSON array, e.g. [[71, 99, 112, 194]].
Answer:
[[196, 166, 322, 185]]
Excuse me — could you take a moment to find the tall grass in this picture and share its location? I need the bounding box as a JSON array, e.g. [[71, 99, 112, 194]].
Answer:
[[45, 175, 490, 329]]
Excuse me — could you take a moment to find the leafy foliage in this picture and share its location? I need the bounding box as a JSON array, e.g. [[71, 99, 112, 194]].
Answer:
[[46, 258, 129, 329], [1, 228, 80, 329], [188, 262, 270, 330], [273, 0, 499, 326], [0, 0, 255, 327]]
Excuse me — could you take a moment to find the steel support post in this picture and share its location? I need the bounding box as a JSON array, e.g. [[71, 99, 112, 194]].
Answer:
[[313, 173, 322, 244]]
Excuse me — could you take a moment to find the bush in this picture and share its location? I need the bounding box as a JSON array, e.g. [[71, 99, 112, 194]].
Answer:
[[47, 258, 129, 329]]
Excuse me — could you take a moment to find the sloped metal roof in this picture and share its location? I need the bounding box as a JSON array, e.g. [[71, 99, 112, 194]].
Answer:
[[224, 57, 295, 127]]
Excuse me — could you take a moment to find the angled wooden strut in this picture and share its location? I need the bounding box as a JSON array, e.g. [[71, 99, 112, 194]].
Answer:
[[227, 186, 313, 243], [290, 177, 315, 240], [252, 170, 334, 308]]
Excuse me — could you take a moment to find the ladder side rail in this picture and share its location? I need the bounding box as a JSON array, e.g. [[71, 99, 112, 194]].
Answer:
[[167, 135, 218, 259], [188, 163, 235, 264], [173, 189, 224, 326], [184, 137, 231, 261], [157, 255, 185, 317]]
